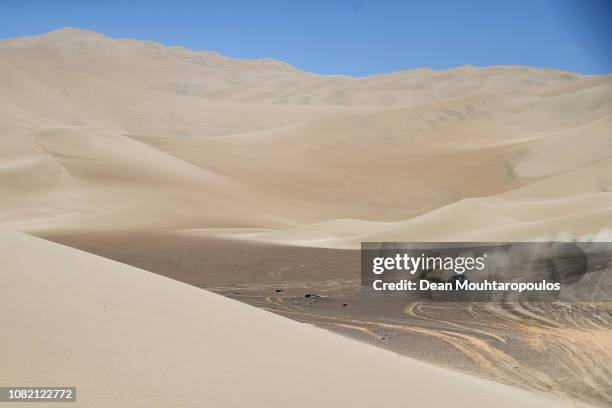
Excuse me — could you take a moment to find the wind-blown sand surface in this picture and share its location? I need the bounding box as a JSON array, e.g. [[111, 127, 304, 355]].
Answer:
[[43, 231, 612, 407], [1, 28, 611, 406], [0, 231, 574, 407], [1, 27, 610, 240]]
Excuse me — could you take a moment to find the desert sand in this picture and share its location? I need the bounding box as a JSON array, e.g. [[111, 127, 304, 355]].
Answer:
[[0, 231, 575, 407], [1, 27, 611, 406], [44, 230, 612, 406], [0, 27, 610, 242]]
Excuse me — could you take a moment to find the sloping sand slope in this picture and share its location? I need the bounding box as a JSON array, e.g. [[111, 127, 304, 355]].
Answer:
[[233, 157, 612, 248], [0, 27, 610, 242], [0, 232, 574, 407]]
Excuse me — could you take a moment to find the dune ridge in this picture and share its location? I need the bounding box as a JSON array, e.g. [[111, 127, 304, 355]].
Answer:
[[0, 231, 577, 407]]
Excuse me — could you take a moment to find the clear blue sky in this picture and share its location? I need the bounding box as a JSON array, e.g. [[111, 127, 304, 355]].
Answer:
[[1, 0, 610, 76]]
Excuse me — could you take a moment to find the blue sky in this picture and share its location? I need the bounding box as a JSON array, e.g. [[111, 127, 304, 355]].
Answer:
[[1, 0, 610, 76]]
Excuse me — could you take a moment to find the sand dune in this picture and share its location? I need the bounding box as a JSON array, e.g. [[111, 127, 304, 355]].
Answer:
[[1, 27, 610, 406], [0, 231, 576, 407], [0, 28, 588, 107], [230, 157, 612, 248], [1, 27, 610, 239]]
